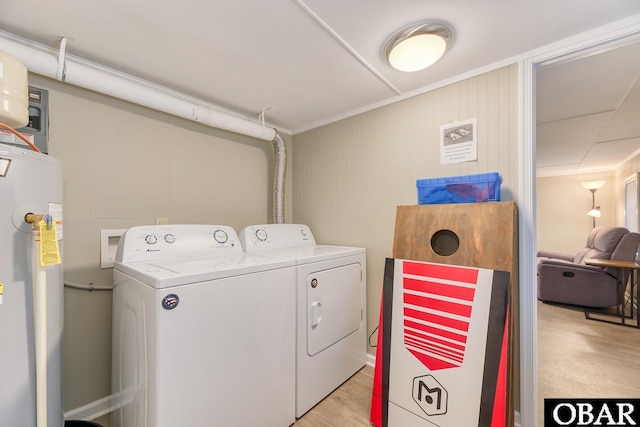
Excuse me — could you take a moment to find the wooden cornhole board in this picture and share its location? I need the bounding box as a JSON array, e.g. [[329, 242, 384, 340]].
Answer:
[[370, 202, 518, 427], [393, 202, 518, 275]]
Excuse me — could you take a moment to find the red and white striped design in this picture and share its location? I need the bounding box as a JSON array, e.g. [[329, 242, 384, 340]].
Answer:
[[402, 260, 479, 371]]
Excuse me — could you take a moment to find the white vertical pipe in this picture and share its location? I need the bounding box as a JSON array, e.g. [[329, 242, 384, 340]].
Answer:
[[32, 235, 48, 427]]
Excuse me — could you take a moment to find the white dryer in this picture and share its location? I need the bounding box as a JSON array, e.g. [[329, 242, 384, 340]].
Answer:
[[239, 224, 367, 418], [111, 224, 296, 427]]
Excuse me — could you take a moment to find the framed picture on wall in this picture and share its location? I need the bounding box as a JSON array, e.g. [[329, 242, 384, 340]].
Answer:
[[439, 118, 477, 165], [625, 173, 639, 232]]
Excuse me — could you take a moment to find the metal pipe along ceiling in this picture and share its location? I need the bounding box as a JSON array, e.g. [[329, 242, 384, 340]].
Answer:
[[0, 31, 286, 223]]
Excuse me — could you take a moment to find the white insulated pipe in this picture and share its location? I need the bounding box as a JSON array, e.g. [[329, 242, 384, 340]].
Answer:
[[0, 31, 286, 223], [0, 32, 276, 141]]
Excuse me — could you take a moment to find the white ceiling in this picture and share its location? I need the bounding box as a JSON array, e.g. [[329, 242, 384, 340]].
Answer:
[[536, 39, 640, 177], [1, 0, 640, 176]]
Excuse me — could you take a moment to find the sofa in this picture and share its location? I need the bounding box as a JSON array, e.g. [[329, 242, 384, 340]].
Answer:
[[537, 226, 640, 308]]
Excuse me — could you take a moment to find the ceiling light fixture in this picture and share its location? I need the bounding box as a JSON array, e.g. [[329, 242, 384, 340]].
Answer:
[[384, 22, 452, 72]]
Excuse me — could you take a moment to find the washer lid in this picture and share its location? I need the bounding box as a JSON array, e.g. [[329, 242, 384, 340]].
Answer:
[[115, 253, 294, 289], [239, 244, 364, 265]]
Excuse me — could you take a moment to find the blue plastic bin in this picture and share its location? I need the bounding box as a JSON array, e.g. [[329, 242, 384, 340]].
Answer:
[[417, 172, 502, 204]]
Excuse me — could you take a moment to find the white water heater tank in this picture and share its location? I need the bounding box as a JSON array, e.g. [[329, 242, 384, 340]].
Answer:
[[0, 51, 29, 128], [0, 143, 64, 427]]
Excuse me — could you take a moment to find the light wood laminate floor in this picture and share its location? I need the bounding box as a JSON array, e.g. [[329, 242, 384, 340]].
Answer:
[[92, 365, 374, 427], [291, 366, 374, 427], [537, 301, 640, 426], [91, 301, 640, 427]]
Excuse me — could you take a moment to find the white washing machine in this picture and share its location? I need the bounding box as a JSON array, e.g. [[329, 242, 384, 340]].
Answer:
[[111, 224, 296, 427], [239, 224, 367, 418]]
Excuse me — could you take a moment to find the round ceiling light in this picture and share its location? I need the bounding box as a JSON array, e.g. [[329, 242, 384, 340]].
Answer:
[[384, 22, 452, 72]]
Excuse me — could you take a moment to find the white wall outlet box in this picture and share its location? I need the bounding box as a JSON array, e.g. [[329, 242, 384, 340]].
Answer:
[[100, 229, 127, 268]]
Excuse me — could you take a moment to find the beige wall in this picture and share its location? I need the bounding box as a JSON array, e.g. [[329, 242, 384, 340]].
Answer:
[[536, 150, 640, 254], [536, 172, 615, 254], [29, 74, 293, 411], [291, 64, 520, 356]]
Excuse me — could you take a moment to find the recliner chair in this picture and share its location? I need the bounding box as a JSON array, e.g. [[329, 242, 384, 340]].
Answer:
[[537, 226, 640, 308]]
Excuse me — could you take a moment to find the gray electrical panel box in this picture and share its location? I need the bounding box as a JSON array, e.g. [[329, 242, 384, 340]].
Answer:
[[16, 86, 49, 153]]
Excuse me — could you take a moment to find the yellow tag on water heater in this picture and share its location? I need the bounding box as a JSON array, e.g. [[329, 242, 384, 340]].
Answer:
[[0, 283, 3, 304], [39, 219, 61, 266]]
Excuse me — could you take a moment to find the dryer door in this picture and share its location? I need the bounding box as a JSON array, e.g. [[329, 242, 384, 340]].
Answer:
[[306, 263, 363, 356]]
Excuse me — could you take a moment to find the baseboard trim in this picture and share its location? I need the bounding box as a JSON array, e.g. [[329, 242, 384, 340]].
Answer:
[[366, 351, 376, 367], [64, 395, 114, 422], [514, 410, 521, 427]]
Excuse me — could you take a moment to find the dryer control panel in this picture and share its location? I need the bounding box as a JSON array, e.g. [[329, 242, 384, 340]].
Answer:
[[240, 223, 316, 251], [116, 224, 242, 263]]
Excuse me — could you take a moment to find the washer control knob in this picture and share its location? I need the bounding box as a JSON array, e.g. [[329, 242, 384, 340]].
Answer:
[[256, 228, 268, 241], [164, 234, 176, 244], [213, 229, 229, 244], [145, 234, 158, 245]]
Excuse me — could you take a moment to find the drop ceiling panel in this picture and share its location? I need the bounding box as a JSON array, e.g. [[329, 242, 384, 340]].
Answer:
[[578, 136, 640, 172], [536, 112, 612, 167], [596, 81, 640, 142], [536, 39, 640, 176], [536, 43, 640, 124], [304, 0, 640, 94]]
